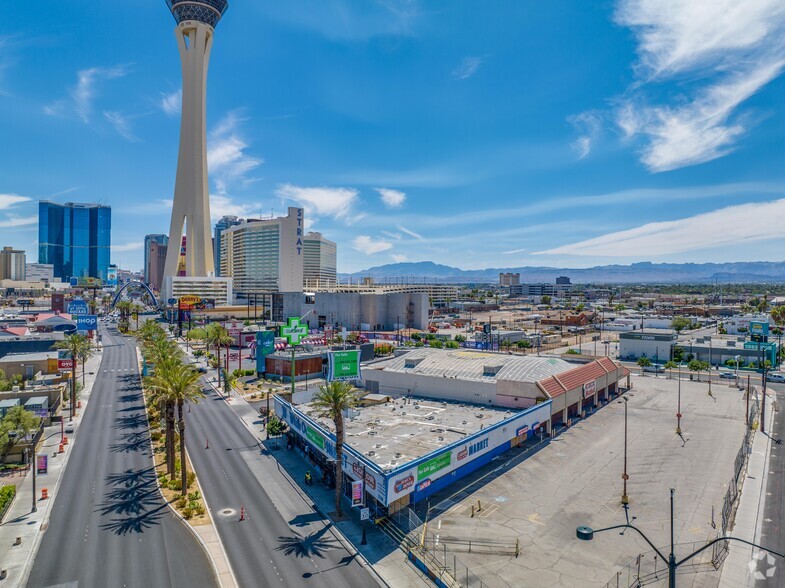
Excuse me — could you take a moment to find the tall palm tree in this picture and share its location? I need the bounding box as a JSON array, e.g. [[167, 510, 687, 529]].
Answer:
[[53, 334, 91, 419], [205, 323, 233, 388], [131, 303, 144, 330], [311, 381, 358, 517], [141, 335, 179, 472], [116, 300, 133, 331]]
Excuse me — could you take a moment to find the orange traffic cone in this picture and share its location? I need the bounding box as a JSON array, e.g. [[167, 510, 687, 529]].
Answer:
[[239, 506, 245, 521]]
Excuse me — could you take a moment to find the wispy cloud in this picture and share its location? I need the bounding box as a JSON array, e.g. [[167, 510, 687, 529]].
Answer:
[[535, 198, 785, 257], [452, 56, 484, 80], [207, 111, 263, 194], [568, 111, 602, 160], [0, 35, 21, 97], [612, 0, 785, 172], [209, 194, 262, 222], [103, 110, 139, 142], [0, 215, 37, 228], [376, 188, 406, 208], [112, 241, 143, 253], [398, 225, 424, 241], [0, 194, 31, 210], [352, 235, 393, 255], [391, 254, 408, 262], [45, 65, 131, 123], [160, 89, 181, 117], [501, 248, 527, 255], [276, 184, 360, 223]]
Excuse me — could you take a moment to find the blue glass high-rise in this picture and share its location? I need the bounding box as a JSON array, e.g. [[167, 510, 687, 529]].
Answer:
[[39, 202, 111, 281]]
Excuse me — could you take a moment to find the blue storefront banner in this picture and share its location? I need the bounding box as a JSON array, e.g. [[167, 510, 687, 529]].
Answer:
[[68, 299, 89, 316], [255, 330, 276, 373], [76, 315, 97, 331]]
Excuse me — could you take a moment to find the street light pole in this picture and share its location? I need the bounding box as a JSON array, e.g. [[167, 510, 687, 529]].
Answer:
[[361, 463, 367, 545], [676, 363, 682, 435], [28, 448, 37, 513], [621, 396, 629, 505]]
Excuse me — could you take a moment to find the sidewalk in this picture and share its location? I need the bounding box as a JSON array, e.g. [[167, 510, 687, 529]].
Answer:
[[0, 348, 104, 587], [719, 392, 776, 587], [179, 341, 429, 588]]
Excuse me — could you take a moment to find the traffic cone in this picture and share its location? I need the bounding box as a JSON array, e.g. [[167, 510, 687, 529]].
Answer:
[[239, 506, 245, 521]]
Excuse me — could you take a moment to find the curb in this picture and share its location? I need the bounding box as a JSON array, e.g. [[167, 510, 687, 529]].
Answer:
[[137, 347, 229, 588]]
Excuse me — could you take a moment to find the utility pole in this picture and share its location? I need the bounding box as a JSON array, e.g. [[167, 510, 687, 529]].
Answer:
[[621, 397, 629, 505]]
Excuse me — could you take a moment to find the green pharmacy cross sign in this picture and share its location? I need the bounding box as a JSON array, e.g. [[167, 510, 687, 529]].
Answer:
[[281, 317, 309, 345]]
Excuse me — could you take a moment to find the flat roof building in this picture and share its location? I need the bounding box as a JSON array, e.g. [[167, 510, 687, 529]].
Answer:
[[303, 232, 337, 289], [0, 247, 26, 281]]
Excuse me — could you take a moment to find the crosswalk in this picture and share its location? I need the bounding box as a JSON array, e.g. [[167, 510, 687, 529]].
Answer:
[[102, 368, 134, 372]]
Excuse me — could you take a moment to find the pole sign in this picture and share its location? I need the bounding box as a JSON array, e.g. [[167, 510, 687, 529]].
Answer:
[[328, 350, 361, 381], [280, 317, 308, 345], [76, 315, 98, 332], [106, 267, 118, 286], [750, 321, 769, 340], [68, 299, 89, 316], [36, 453, 48, 475], [58, 359, 74, 370], [351, 480, 364, 507], [255, 331, 276, 373], [360, 507, 370, 521]]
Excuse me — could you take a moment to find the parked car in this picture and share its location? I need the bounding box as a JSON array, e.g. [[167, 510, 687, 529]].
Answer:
[[720, 371, 737, 379], [767, 372, 785, 383], [642, 364, 665, 373]]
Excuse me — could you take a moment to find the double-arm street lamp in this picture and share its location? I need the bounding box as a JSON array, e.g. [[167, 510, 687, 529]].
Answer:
[[621, 396, 630, 505], [577, 488, 784, 588], [676, 362, 682, 435]]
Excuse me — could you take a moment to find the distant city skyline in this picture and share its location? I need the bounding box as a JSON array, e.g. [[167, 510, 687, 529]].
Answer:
[[1, 2, 785, 272]]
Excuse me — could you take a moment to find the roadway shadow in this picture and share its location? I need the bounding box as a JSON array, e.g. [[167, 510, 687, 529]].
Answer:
[[114, 413, 148, 430], [302, 554, 358, 578], [288, 512, 323, 527], [109, 431, 150, 453], [119, 393, 142, 403], [97, 467, 165, 534], [99, 504, 167, 535], [276, 525, 338, 558]]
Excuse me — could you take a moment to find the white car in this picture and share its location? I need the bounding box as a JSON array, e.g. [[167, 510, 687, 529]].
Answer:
[[642, 364, 665, 373], [767, 373, 785, 383]]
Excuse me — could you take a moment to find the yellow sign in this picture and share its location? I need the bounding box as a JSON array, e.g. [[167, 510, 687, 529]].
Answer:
[[179, 295, 201, 306]]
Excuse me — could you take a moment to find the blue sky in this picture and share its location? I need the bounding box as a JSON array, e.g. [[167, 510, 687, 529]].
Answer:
[[2, 1, 785, 273]]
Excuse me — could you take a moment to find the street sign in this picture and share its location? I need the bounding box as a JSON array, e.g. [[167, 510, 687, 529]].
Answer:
[[280, 317, 308, 345], [76, 315, 98, 331], [58, 359, 74, 370], [360, 508, 370, 521], [328, 350, 361, 381], [68, 299, 89, 315]]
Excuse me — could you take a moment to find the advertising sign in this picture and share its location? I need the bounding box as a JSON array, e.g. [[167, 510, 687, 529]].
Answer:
[[328, 350, 361, 381], [280, 317, 308, 345], [36, 454, 48, 475], [306, 426, 325, 450], [58, 359, 74, 370], [351, 480, 364, 507], [255, 331, 276, 373], [51, 293, 65, 313], [750, 321, 769, 337], [106, 267, 118, 286], [68, 299, 89, 316], [77, 277, 103, 288], [179, 295, 201, 307], [417, 452, 452, 479], [16, 299, 34, 307], [76, 315, 98, 332], [582, 380, 596, 399]]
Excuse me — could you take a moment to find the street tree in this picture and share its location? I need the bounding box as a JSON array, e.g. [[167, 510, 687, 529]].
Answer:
[[53, 334, 91, 419], [311, 381, 358, 517]]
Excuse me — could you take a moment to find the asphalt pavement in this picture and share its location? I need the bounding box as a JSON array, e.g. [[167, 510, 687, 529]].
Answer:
[[27, 324, 217, 588], [184, 375, 378, 587], [761, 383, 784, 587]]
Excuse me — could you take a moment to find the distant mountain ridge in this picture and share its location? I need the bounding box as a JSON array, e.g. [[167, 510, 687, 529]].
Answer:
[[338, 261, 785, 284]]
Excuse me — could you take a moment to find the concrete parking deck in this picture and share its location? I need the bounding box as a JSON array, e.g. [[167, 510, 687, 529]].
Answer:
[[414, 374, 750, 587]]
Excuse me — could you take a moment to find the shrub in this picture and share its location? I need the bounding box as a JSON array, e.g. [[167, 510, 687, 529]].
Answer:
[[0, 485, 16, 514], [176, 496, 187, 509], [186, 472, 196, 489], [150, 431, 162, 442], [192, 504, 205, 516], [168, 479, 182, 492], [188, 491, 201, 502], [182, 507, 193, 519]]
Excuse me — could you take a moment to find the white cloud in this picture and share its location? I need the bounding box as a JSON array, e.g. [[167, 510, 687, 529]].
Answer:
[[103, 110, 139, 142], [611, 0, 785, 172], [352, 235, 393, 255], [568, 111, 602, 160], [381, 230, 402, 240], [112, 242, 143, 253], [45, 65, 131, 123], [501, 248, 527, 255], [376, 188, 406, 208], [209, 194, 262, 222], [391, 254, 408, 263], [0, 215, 36, 228], [160, 90, 181, 117], [0, 194, 31, 210], [535, 198, 785, 257], [207, 111, 263, 194], [398, 225, 424, 241], [452, 56, 484, 80], [276, 184, 359, 222]]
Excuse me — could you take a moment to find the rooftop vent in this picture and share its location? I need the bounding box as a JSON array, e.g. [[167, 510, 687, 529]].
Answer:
[[483, 364, 503, 376], [405, 357, 424, 368]]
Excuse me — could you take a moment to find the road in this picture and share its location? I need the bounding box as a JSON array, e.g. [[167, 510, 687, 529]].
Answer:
[[761, 383, 784, 587], [184, 371, 377, 587], [28, 324, 217, 588]]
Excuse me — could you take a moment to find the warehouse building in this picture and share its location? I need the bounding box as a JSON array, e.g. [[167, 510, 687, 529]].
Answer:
[[619, 329, 678, 361]]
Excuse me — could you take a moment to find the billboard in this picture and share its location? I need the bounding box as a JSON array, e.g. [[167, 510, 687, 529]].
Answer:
[[77, 277, 103, 288], [351, 480, 363, 507], [76, 315, 98, 332], [36, 454, 48, 475], [51, 293, 65, 313], [750, 321, 769, 337], [255, 331, 276, 373], [106, 267, 118, 286], [68, 299, 89, 315], [58, 359, 74, 370], [328, 350, 361, 381]]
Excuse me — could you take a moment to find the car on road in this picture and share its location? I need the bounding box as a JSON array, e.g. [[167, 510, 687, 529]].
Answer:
[[767, 372, 785, 383], [196, 367, 207, 373], [64, 424, 75, 434], [642, 364, 665, 373], [720, 372, 737, 380]]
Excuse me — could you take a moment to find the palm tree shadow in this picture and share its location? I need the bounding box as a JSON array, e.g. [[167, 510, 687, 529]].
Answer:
[[276, 526, 337, 559], [109, 430, 150, 453], [98, 468, 165, 533], [114, 413, 148, 430], [99, 504, 167, 535]]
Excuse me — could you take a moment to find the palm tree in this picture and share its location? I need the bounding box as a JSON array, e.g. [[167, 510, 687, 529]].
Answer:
[[116, 300, 133, 331], [311, 381, 358, 517], [146, 358, 204, 492], [131, 303, 144, 330], [205, 323, 233, 389], [53, 334, 91, 419]]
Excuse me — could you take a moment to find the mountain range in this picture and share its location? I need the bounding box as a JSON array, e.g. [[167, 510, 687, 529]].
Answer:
[[338, 261, 785, 284]]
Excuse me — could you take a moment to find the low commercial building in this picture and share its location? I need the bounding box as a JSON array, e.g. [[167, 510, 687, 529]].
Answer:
[[0, 351, 59, 380], [683, 336, 779, 367], [619, 329, 678, 361]]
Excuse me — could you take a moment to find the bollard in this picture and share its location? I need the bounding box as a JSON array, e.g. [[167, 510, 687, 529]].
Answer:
[[41, 488, 48, 500], [63, 436, 68, 445], [239, 506, 246, 521], [58, 444, 64, 453], [477, 499, 482, 512], [515, 538, 520, 558], [471, 505, 475, 518], [13, 537, 21, 546]]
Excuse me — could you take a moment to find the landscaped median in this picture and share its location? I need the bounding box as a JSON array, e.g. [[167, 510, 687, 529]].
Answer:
[[0, 484, 16, 522]]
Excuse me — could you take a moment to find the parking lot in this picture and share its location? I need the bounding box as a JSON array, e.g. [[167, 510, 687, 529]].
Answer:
[[414, 374, 750, 587]]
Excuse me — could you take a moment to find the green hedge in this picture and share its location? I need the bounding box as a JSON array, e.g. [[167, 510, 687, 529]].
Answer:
[[0, 485, 16, 518]]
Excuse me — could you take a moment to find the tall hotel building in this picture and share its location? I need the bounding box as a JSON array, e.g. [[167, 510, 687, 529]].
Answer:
[[220, 207, 305, 295], [213, 215, 241, 276], [38, 202, 111, 281], [303, 232, 337, 289], [144, 234, 169, 291]]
